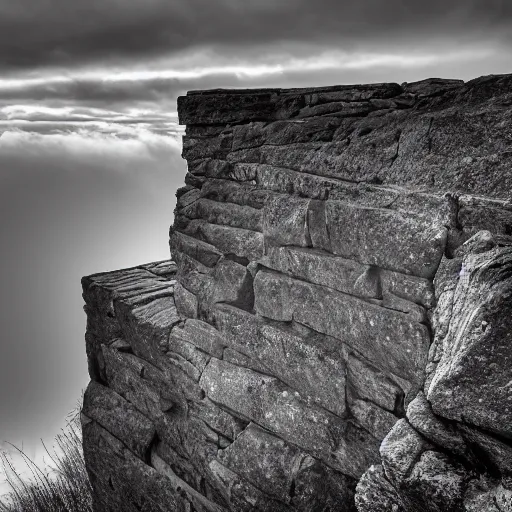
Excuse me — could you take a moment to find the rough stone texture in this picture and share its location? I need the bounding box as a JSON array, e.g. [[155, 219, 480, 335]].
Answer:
[[253, 270, 429, 382], [356, 232, 512, 512], [426, 243, 512, 435], [83, 75, 512, 511], [214, 304, 347, 417]]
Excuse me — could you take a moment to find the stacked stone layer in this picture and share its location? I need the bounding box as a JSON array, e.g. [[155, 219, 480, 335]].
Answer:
[[82, 74, 512, 511]]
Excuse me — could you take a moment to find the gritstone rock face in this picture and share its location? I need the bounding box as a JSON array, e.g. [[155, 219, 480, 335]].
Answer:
[[82, 74, 512, 511]]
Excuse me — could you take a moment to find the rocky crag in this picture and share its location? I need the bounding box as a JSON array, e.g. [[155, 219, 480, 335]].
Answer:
[[82, 74, 512, 511]]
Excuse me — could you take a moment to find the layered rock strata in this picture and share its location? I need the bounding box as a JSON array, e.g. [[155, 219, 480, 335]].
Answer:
[[82, 74, 512, 511]]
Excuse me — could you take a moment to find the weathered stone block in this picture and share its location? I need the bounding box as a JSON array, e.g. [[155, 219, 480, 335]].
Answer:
[[388, 99, 512, 198], [188, 158, 232, 177], [253, 268, 295, 321], [307, 200, 331, 251], [102, 346, 165, 420], [176, 268, 214, 308], [349, 399, 398, 440], [141, 260, 177, 278], [211, 259, 253, 309], [170, 230, 222, 268], [379, 268, 435, 309], [200, 179, 270, 209], [178, 91, 276, 125], [82, 421, 186, 512], [222, 347, 270, 375], [406, 392, 466, 456], [263, 195, 311, 247], [186, 125, 228, 138], [262, 246, 374, 298], [298, 101, 373, 118], [151, 451, 227, 512], [155, 409, 220, 479], [355, 465, 403, 512], [174, 281, 198, 319], [167, 330, 211, 381], [227, 162, 261, 182], [233, 117, 341, 150], [458, 195, 512, 241], [291, 457, 357, 512], [458, 425, 512, 475], [259, 322, 346, 417], [193, 222, 265, 261], [256, 138, 395, 183], [218, 423, 302, 503], [172, 319, 225, 359], [199, 358, 274, 420], [181, 133, 233, 161], [256, 164, 330, 200], [231, 122, 267, 151], [325, 201, 447, 278], [400, 451, 469, 512], [380, 419, 431, 487], [175, 187, 201, 209], [82, 267, 172, 344], [214, 303, 347, 417], [273, 93, 307, 119], [256, 163, 394, 205], [162, 359, 206, 405], [208, 458, 290, 512], [381, 291, 427, 322], [82, 381, 155, 460], [188, 398, 247, 442], [115, 294, 180, 368], [307, 83, 402, 103], [185, 173, 207, 192], [253, 270, 430, 381], [463, 477, 507, 512], [182, 198, 263, 232], [347, 354, 405, 412], [403, 78, 464, 97], [333, 421, 381, 480], [200, 358, 378, 478]]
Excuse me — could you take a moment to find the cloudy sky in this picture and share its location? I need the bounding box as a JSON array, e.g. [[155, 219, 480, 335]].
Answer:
[[0, 0, 511, 484]]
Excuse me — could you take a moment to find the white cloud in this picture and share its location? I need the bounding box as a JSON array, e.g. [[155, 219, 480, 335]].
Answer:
[[0, 127, 181, 165]]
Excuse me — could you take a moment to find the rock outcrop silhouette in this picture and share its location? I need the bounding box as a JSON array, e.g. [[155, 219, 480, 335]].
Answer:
[[82, 74, 512, 511]]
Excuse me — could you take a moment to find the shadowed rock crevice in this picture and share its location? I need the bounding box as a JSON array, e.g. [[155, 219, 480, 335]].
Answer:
[[82, 75, 512, 511]]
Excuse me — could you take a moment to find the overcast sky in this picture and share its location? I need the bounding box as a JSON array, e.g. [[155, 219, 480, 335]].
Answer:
[[0, 0, 511, 485]]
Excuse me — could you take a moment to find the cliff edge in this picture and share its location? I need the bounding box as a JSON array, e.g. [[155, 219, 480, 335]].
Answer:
[[82, 74, 512, 511]]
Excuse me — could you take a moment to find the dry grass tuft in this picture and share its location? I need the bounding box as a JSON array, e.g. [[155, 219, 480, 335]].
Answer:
[[0, 409, 93, 512]]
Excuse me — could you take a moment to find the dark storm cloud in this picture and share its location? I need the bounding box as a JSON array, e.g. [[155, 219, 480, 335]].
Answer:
[[0, 77, 184, 108], [0, 72, 274, 112], [0, 70, 293, 114], [0, 0, 511, 72]]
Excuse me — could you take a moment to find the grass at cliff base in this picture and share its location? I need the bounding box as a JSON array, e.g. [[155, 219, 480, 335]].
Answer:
[[0, 410, 93, 512]]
